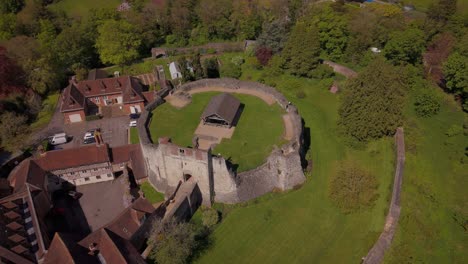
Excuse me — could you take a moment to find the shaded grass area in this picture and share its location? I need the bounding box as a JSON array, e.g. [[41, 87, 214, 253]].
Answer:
[[129, 127, 139, 144], [140, 182, 165, 204], [47, 0, 121, 18], [384, 93, 467, 263], [195, 66, 395, 263], [149, 92, 285, 172], [30, 93, 60, 131]]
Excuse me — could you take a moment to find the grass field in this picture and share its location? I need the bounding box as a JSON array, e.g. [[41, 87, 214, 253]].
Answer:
[[149, 92, 285, 172], [140, 182, 165, 204], [47, 0, 121, 18], [384, 92, 467, 263], [129, 127, 139, 144], [194, 65, 396, 263]]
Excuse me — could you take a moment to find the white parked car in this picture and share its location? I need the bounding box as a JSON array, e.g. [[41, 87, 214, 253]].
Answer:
[[129, 121, 137, 127], [49, 133, 68, 145]]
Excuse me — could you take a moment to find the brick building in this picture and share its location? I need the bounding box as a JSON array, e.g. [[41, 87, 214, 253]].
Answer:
[[60, 75, 148, 124]]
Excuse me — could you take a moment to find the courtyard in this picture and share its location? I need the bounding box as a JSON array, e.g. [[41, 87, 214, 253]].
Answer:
[[150, 92, 286, 172]]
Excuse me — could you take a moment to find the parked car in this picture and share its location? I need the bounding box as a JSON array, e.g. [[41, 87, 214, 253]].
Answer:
[[129, 120, 137, 127], [83, 129, 97, 144], [83, 137, 96, 145], [49, 133, 68, 145]]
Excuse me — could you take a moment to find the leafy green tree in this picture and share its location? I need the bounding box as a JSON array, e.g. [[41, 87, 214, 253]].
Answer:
[[96, 19, 141, 66], [427, 0, 457, 23], [329, 158, 379, 213], [443, 52, 468, 94], [196, 0, 234, 40], [338, 58, 405, 141], [0, 0, 24, 14], [0, 13, 16, 40], [149, 219, 196, 264], [256, 19, 289, 54], [282, 22, 321, 77], [0, 111, 29, 152], [37, 19, 57, 54], [384, 28, 426, 65], [414, 90, 441, 117], [231, 0, 262, 40], [313, 6, 349, 60]]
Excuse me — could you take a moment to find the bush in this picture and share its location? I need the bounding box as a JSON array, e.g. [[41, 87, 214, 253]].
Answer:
[[220, 61, 241, 79], [310, 64, 335, 79], [329, 159, 379, 213], [296, 90, 306, 99], [231, 56, 245, 66], [85, 114, 101, 121], [414, 91, 441, 117], [201, 207, 219, 228]]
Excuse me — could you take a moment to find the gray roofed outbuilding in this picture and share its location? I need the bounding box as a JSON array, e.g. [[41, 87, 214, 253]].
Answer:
[[201, 93, 241, 127]]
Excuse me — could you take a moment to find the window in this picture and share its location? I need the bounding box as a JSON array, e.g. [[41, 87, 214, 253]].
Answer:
[[95, 97, 100, 103], [103, 96, 108, 100], [94, 168, 98, 171], [82, 170, 86, 173], [107, 173, 112, 178], [96, 176, 101, 179], [70, 172, 75, 175], [84, 177, 90, 181], [179, 149, 185, 154]]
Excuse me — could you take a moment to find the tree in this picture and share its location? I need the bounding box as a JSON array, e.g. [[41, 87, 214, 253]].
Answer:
[[329, 158, 379, 213], [0, 111, 29, 151], [443, 52, 468, 95], [0, 13, 17, 40], [203, 57, 219, 78], [414, 90, 441, 117], [282, 22, 321, 77], [96, 19, 141, 66], [0, 0, 24, 14], [384, 28, 426, 65], [338, 58, 405, 141], [256, 19, 289, 54], [311, 6, 349, 61], [191, 53, 204, 80], [427, 0, 457, 23], [148, 219, 196, 264], [0, 46, 27, 97], [255, 46, 273, 66], [231, 0, 262, 40], [196, 0, 234, 39]]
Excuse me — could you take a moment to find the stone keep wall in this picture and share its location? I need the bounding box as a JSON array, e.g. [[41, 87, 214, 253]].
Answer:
[[138, 78, 306, 204]]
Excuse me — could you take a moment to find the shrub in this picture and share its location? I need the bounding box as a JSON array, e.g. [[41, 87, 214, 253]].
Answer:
[[329, 159, 379, 213], [231, 56, 245, 66], [201, 207, 219, 228], [310, 64, 335, 79], [255, 46, 273, 66], [414, 91, 441, 117], [296, 90, 306, 99], [85, 115, 101, 121], [220, 61, 242, 79]]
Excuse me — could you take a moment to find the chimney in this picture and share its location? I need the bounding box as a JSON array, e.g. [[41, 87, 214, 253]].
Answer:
[[100, 81, 106, 91], [94, 129, 103, 145], [88, 243, 98, 256]]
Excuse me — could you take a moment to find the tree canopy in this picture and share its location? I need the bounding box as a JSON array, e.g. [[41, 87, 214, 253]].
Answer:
[[339, 58, 405, 141], [384, 28, 426, 65], [96, 19, 141, 66]]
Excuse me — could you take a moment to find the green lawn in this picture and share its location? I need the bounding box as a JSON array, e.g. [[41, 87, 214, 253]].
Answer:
[[384, 93, 467, 263], [47, 0, 121, 18], [194, 68, 395, 263], [30, 93, 60, 131], [129, 127, 140, 144], [149, 92, 285, 172], [140, 182, 165, 204]]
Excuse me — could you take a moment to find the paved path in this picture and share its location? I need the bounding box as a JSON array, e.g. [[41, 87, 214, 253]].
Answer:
[[323, 60, 358, 78], [363, 127, 405, 264]]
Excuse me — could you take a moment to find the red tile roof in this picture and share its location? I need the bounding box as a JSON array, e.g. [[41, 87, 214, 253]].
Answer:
[[34, 144, 110, 171], [110, 144, 147, 180], [60, 76, 146, 113], [43, 233, 99, 264]]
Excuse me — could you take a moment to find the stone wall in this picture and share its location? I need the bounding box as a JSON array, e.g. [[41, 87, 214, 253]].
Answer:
[[138, 78, 306, 204]]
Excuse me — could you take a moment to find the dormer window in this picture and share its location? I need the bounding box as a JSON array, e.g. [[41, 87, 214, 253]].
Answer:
[[131, 92, 136, 98], [85, 84, 91, 92], [100, 81, 106, 90], [69, 99, 75, 105], [115, 80, 121, 89]]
